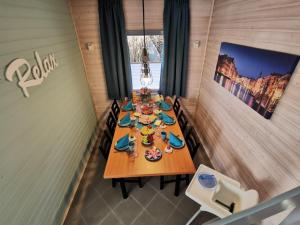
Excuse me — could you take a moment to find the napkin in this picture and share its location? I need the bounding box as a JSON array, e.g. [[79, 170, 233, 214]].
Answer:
[[119, 112, 130, 125], [160, 101, 171, 110], [160, 112, 174, 124], [123, 101, 133, 111], [115, 134, 129, 149], [169, 132, 183, 147]]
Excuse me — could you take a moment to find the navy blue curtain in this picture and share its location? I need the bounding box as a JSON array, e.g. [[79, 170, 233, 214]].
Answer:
[[160, 0, 190, 97], [99, 0, 132, 100]]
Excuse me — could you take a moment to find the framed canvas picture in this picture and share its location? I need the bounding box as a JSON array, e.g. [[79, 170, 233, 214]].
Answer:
[[214, 42, 299, 119]]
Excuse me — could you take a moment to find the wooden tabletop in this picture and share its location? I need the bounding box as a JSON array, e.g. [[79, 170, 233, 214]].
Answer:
[[103, 104, 196, 179]]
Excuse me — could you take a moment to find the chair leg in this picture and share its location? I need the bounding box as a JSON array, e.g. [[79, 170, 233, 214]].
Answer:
[[138, 177, 143, 188], [160, 176, 165, 190], [112, 178, 116, 188], [175, 175, 181, 196], [185, 174, 190, 185], [119, 179, 128, 199]]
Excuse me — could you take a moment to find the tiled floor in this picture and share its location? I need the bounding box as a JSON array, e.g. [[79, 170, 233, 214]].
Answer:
[[64, 150, 216, 225]]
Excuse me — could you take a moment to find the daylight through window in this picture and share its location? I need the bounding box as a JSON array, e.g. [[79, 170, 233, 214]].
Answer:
[[127, 33, 164, 90]]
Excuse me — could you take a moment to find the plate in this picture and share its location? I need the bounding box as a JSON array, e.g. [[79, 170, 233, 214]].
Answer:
[[145, 147, 162, 162], [114, 144, 129, 151], [118, 121, 131, 127], [142, 141, 153, 146], [169, 139, 185, 149], [164, 120, 176, 125], [198, 173, 217, 189]]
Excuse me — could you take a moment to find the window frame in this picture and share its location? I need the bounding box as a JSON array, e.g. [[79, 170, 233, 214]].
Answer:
[[126, 30, 164, 91]]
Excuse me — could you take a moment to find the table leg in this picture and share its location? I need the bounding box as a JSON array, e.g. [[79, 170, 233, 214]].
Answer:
[[175, 175, 181, 196], [160, 176, 165, 190], [186, 208, 202, 225], [186, 174, 190, 185], [119, 179, 128, 199], [138, 177, 143, 188], [112, 178, 116, 188]]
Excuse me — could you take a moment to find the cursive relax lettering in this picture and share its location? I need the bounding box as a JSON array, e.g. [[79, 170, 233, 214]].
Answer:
[[5, 51, 58, 97]]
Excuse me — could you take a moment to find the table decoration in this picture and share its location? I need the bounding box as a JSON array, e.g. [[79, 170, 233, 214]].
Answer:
[[164, 145, 173, 153], [122, 101, 133, 111], [115, 134, 129, 151], [118, 113, 131, 127], [139, 114, 156, 125], [140, 87, 151, 103], [141, 134, 154, 146], [169, 132, 185, 148], [144, 146, 162, 161], [159, 112, 175, 125], [159, 101, 172, 111]]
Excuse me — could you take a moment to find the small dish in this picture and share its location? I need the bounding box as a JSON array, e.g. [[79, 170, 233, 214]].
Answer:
[[118, 121, 131, 127], [164, 145, 173, 153], [145, 147, 162, 161]]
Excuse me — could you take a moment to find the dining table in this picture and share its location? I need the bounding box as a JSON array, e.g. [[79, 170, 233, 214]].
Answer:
[[103, 97, 196, 198]]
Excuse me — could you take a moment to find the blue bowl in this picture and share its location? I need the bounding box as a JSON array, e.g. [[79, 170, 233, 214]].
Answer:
[[198, 173, 217, 189]]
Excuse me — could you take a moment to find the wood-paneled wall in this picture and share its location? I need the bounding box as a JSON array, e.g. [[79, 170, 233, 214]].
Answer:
[[0, 1, 97, 224], [195, 0, 300, 201], [68, 0, 110, 119]]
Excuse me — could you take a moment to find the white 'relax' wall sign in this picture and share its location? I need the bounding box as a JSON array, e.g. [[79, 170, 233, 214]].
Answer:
[[5, 51, 58, 97]]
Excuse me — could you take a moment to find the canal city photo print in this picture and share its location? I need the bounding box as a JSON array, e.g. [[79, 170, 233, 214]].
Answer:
[[214, 42, 299, 119]]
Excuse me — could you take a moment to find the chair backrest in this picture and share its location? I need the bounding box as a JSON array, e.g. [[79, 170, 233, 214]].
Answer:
[[173, 97, 180, 116], [185, 126, 201, 159], [111, 99, 120, 120], [178, 110, 188, 133], [106, 112, 117, 136], [99, 130, 112, 160]]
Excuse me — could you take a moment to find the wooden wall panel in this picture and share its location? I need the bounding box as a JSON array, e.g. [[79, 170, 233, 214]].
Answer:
[[0, 1, 97, 224], [124, 0, 164, 30], [68, 0, 110, 119], [183, 0, 213, 113], [195, 0, 300, 202]]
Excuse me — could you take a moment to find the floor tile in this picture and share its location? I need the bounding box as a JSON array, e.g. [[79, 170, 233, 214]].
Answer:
[[99, 212, 123, 225], [102, 187, 123, 209], [146, 194, 174, 225], [164, 209, 188, 225], [132, 210, 158, 225], [158, 178, 185, 206], [93, 177, 113, 196], [146, 177, 160, 191], [74, 185, 101, 209], [81, 196, 110, 225], [177, 196, 199, 218], [190, 211, 217, 225], [64, 151, 206, 225], [114, 196, 143, 225], [131, 184, 157, 206]]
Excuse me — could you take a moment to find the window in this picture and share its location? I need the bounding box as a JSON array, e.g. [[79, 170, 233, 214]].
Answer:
[[127, 31, 164, 90]]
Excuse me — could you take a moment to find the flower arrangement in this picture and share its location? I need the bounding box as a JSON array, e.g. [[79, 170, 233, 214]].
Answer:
[[140, 87, 151, 103]]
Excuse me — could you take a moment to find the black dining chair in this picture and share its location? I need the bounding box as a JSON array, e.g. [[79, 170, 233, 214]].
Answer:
[[160, 126, 201, 196], [106, 112, 117, 137], [98, 129, 143, 199], [111, 99, 120, 120], [173, 97, 180, 117], [178, 110, 188, 134], [98, 130, 112, 160]]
